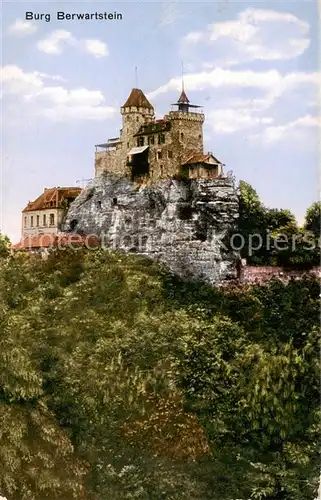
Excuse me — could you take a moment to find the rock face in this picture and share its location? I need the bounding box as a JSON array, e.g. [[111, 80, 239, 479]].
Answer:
[[63, 174, 240, 285]]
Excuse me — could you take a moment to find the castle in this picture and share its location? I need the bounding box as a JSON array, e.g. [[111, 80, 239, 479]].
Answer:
[[94, 88, 223, 182]]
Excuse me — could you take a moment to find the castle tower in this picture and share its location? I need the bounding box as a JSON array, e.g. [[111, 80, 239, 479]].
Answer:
[[120, 88, 155, 151], [167, 89, 205, 163]]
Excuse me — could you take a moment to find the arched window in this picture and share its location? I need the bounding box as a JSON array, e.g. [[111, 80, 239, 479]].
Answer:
[[180, 132, 184, 141]]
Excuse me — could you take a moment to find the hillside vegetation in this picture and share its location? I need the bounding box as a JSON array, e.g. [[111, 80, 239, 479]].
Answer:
[[0, 245, 320, 500]]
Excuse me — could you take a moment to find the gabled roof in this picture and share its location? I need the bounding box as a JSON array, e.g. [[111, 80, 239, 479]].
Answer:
[[183, 153, 222, 165], [122, 88, 154, 110], [22, 187, 81, 212]]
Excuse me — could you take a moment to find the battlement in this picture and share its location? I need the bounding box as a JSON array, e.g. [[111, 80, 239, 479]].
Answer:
[[121, 106, 154, 116], [166, 110, 205, 122]]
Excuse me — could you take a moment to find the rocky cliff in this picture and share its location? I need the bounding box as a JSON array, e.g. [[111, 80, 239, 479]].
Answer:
[[63, 174, 240, 285]]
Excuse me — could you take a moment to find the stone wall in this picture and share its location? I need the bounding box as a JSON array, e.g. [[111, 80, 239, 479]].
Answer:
[[95, 150, 125, 178], [63, 174, 239, 285], [240, 265, 321, 285]]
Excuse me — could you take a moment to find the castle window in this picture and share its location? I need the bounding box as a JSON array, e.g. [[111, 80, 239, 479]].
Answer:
[[70, 219, 78, 230], [136, 116, 139, 122], [140, 235, 148, 249], [127, 142, 129, 148], [30, 216, 34, 227], [49, 213, 55, 226], [158, 133, 165, 145], [24, 216, 27, 228], [97, 201, 102, 209], [138, 136, 144, 146], [168, 150, 173, 159], [36, 215, 39, 227], [157, 151, 162, 160], [180, 132, 184, 141], [43, 214, 46, 226], [112, 197, 117, 206]]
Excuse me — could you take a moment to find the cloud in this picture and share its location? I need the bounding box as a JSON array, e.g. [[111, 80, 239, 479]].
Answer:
[[253, 115, 321, 143], [0, 65, 43, 94], [148, 66, 320, 139], [37, 30, 73, 54], [37, 30, 109, 58], [83, 39, 109, 58], [148, 67, 320, 110], [207, 108, 273, 133], [7, 19, 38, 36], [183, 8, 310, 65], [0, 65, 116, 121]]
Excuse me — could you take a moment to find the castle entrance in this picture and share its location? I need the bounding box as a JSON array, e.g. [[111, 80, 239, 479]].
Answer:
[[128, 146, 149, 181]]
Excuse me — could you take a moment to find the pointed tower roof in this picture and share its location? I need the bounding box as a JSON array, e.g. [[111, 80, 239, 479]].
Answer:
[[171, 88, 202, 111], [177, 90, 190, 104], [122, 88, 154, 109]]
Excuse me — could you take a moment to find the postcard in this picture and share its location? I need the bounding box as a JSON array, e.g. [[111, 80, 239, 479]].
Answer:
[[1, 1, 320, 499]]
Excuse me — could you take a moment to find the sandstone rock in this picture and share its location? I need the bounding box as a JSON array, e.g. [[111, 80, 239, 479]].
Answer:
[[63, 174, 240, 285]]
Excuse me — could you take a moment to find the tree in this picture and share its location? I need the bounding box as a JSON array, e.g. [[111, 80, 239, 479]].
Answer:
[[0, 279, 90, 500], [0, 233, 10, 258], [304, 201, 321, 238], [0, 248, 319, 499]]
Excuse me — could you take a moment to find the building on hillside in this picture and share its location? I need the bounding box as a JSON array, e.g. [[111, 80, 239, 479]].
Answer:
[[21, 187, 81, 239], [95, 87, 224, 182]]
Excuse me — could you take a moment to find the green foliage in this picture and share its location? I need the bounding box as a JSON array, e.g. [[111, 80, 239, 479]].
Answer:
[[0, 248, 319, 499], [0, 233, 10, 258], [304, 201, 321, 237], [237, 182, 320, 266]]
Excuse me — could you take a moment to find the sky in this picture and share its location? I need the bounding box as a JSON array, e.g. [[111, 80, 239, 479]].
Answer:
[[1, 0, 320, 243]]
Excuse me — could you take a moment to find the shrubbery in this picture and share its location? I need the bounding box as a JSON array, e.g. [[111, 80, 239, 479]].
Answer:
[[0, 246, 319, 499]]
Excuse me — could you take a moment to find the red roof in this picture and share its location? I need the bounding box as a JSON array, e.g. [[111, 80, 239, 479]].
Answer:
[[12, 233, 100, 250], [183, 153, 222, 165], [122, 88, 154, 110], [22, 187, 81, 213], [177, 90, 190, 104]]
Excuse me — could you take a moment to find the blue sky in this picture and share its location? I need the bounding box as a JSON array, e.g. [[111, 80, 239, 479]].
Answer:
[[1, 0, 320, 243]]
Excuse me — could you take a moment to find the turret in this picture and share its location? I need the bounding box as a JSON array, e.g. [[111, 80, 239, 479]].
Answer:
[[167, 89, 205, 160], [120, 88, 154, 150], [171, 89, 202, 113]]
